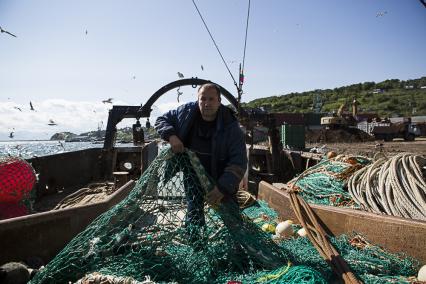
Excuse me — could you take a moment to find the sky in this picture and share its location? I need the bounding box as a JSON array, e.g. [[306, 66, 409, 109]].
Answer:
[[1, 0, 425, 140]]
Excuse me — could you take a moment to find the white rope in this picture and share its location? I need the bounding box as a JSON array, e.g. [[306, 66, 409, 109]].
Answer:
[[348, 153, 426, 221]]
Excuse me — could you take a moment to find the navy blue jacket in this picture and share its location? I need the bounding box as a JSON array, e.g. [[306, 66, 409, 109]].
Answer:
[[155, 102, 247, 196]]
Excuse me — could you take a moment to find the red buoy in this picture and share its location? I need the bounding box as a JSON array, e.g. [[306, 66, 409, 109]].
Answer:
[[0, 202, 29, 220], [0, 157, 36, 203]]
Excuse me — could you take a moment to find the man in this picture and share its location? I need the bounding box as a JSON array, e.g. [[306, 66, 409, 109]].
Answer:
[[155, 83, 247, 226]]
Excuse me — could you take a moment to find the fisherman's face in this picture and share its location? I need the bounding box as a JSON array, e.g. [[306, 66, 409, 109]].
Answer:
[[198, 87, 221, 121]]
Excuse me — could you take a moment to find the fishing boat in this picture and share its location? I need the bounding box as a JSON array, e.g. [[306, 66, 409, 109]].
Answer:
[[0, 78, 242, 266], [1, 78, 425, 283], [0, 133, 157, 265]]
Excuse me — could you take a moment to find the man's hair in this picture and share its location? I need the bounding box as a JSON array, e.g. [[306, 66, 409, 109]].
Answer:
[[198, 83, 221, 98]]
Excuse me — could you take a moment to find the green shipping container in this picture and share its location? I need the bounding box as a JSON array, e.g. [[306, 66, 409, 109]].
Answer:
[[281, 124, 305, 150]]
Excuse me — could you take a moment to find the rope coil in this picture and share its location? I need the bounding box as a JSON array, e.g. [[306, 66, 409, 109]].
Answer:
[[348, 153, 426, 220]]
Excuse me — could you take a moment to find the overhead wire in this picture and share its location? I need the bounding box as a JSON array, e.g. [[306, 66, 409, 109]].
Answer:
[[241, 0, 251, 77], [191, 0, 251, 101], [238, 0, 251, 108], [191, 0, 239, 90]]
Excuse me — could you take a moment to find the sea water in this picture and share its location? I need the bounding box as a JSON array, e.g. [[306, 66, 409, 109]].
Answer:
[[0, 140, 132, 159]]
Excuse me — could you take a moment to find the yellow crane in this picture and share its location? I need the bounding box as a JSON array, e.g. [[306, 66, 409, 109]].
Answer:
[[321, 99, 358, 128]]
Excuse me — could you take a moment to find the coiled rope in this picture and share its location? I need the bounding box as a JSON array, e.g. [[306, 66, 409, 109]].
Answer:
[[348, 153, 426, 221]]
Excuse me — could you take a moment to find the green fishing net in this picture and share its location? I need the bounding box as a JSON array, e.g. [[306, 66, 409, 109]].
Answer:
[[30, 149, 418, 284], [30, 147, 289, 284], [288, 155, 371, 207], [241, 200, 419, 284]]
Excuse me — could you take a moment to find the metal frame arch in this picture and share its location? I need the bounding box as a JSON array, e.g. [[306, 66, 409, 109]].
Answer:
[[137, 78, 243, 117]]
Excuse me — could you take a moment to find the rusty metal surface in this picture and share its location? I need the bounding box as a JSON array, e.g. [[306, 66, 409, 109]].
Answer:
[[0, 180, 135, 265], [28, 148, 105, 198], [0, 140, 159, 264]]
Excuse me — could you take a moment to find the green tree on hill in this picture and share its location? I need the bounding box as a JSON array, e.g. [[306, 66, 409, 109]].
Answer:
[[243, 76, 426, 116]]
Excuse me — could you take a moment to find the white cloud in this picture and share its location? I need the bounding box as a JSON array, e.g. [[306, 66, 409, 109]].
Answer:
[[0, 99, 187, 140], [0, 100, 106, 140]]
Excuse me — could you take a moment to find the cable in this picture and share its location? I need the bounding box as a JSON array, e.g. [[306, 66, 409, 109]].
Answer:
[[237, 0, 251, 110], [191, 0, 239, 89], [242, 0, 251, 74]]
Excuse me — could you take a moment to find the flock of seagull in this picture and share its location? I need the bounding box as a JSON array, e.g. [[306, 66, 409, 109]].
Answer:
[[1, 6, 389, 141], [2, 5, 393, 140], [7, 98, 115, 139], [6, 69, 198, 139]]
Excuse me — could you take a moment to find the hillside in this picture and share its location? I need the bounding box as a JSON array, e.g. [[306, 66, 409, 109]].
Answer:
[[243, 77, 426, 117]]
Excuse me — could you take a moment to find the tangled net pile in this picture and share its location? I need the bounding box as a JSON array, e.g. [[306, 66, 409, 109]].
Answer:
[[30, 148, 419, 283], [287, 155, 371, 207], [348, 153, 426, 221], [31, 147, 287, 284], [244, 201, 419, 284]]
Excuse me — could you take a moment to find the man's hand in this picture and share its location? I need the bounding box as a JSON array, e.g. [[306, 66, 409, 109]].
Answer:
[[239, 172, 248, 191], [206, 186, 224, 206], [168, 135, 184, 153]]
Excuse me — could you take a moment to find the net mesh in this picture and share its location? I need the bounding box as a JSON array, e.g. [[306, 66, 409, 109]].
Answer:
[[30, 148, 419, 284], [287, 155, 371, 207], [0, 157, 36, 203], [0, 157, 36, 219], [235, 200, 419, 284]]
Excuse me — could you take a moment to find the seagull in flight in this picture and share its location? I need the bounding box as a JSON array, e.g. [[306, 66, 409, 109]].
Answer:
[[376, 11, 387, 17], [201, 65, 204, 71], [48, 119, 57, 126], [30, 101, 35, 111], [177, 72, 184, 78], [102, 98, 113, 104], [13, 106, 22, 112], [0, 26, 17, 37]]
